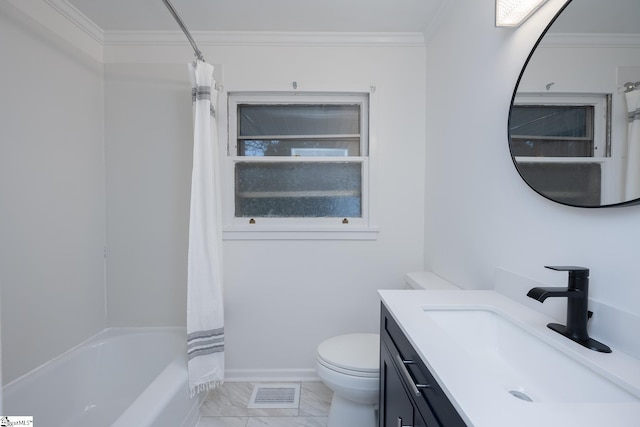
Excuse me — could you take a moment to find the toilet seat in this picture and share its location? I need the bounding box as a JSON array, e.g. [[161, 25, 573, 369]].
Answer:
[[316, 333, 379, 378]]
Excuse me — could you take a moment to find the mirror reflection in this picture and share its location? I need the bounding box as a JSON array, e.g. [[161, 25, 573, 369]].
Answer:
[[509, 0, 640, 207]]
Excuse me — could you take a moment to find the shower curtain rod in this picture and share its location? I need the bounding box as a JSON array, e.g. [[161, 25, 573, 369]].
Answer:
[[161, 0, 205, 62]]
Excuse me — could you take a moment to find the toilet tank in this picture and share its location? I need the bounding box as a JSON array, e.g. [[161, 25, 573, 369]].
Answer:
[[404, 272, 460, 290]]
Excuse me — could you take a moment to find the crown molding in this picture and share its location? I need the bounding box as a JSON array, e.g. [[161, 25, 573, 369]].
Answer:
[[43, 0, 103, 42], [541, 33, 640, 48], [103, 31, 426, 48], [8, 0, 425, 56], [14, 0, 424, 49]]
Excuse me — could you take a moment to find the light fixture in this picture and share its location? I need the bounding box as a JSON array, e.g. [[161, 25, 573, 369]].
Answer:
[[496, 0, 549, 27]]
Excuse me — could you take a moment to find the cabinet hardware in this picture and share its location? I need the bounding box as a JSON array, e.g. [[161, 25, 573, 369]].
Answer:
[[397, 417, 412, 427], [394, 354, 431, 396]]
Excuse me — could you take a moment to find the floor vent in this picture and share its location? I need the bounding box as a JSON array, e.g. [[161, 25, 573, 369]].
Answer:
[[247, 383, 301, 409]]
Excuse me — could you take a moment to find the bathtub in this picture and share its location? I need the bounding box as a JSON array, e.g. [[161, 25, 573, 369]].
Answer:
[[3, 327, 203, 427]]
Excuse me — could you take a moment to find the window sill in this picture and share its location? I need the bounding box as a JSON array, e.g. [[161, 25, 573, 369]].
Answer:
[[222, 226, 379, 241]]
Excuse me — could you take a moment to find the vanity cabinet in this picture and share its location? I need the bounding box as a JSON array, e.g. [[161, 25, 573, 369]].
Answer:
[[379, 304, 466, 427]]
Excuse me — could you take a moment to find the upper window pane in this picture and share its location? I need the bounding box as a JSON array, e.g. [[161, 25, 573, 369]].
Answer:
[[510, 106, 591, 137], [237, 104, 362, 156], [238, 104, 361, 137], [510, 105, 595, 157]]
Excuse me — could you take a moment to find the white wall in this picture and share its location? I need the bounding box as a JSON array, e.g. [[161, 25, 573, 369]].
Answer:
[[0, 3, 106, 384], [105, 43, 426, 377], [4, 0, 638, 386], [424, 0, 640, 324], [105, 63, 193, 327]]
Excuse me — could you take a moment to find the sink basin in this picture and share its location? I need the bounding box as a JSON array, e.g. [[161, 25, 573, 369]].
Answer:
[[422, 307, 639, 403]]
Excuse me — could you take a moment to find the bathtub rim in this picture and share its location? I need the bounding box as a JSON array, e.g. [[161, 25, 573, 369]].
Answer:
[[2, 326, 187, 390]]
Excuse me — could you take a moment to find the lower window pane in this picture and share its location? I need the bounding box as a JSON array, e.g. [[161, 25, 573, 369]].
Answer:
[[235, 162, 362, 217], [515, 162, 601, 206]]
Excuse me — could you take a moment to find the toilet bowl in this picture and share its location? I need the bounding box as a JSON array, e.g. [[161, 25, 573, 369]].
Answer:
[[316, 333, 380, 427]]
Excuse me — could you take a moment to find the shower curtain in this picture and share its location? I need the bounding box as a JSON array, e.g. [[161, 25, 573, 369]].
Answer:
[[625, 89, 640, 199], [187, 60, 224, 396]]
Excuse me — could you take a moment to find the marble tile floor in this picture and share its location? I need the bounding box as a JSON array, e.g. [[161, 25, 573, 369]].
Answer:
[[197, 381, 332, 427]]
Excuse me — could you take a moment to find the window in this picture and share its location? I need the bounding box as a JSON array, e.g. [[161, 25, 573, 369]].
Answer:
[[510, 105, 599, 157], [224, 92, 376, 239], [510, 94, 612, 206]]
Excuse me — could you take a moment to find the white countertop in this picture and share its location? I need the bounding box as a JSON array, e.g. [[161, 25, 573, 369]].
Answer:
[[379, 289, 640, 427]]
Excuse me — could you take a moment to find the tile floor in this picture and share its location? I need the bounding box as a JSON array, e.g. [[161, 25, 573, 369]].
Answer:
[[197, 381, 332, 427]]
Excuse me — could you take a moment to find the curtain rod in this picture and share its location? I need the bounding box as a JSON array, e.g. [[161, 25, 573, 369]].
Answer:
[[161, 0, 205, 62]]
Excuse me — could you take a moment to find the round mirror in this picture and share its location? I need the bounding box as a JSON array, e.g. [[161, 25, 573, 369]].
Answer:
[[509, 0, 640, 207]]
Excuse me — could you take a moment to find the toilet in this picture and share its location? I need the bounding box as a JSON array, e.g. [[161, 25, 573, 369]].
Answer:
[[315, 333, 380, 427]]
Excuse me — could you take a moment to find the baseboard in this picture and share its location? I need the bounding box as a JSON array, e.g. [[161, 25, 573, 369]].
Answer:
[[224, 368, 320, 383]]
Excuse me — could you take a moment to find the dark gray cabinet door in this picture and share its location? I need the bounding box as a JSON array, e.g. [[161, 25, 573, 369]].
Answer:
[[380, 340, 415, 427]]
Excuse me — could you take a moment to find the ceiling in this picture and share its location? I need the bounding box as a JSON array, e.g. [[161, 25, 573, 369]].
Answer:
[[549, 0, 640, 34], [57, 0, 640, 44], [65, 0, 446, 33]]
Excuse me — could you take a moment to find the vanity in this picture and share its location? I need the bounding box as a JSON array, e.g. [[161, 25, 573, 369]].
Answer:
[[380, 302, 466, 426], [378, 289, 640, 427]]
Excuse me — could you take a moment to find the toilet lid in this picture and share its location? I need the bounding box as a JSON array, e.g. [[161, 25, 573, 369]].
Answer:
[[317, 333, 379, 374]]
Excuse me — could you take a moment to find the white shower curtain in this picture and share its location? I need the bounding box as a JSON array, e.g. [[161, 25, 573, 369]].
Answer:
[[625, 89, 640, 200], [187, 60, 224, 397]]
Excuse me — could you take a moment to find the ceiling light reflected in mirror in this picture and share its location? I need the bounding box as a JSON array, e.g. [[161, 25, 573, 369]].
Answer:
[[496, 0, 549, 27]]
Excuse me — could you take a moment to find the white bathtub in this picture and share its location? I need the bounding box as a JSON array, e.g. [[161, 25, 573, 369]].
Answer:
[[3, 327, 203, 427]]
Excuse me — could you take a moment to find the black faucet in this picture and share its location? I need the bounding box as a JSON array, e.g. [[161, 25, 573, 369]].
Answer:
[[527, 266, 611, 353]]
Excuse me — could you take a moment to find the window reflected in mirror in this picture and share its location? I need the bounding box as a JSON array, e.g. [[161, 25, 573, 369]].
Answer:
[[510, 94, 611, 206]]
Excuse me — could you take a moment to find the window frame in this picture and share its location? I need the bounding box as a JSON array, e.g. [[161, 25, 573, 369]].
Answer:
[[221, 91, 378, 240]]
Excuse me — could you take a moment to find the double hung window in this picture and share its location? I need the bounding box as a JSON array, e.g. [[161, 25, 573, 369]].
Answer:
[[225, 92, 373, 238], [510, 94, 611, 206]]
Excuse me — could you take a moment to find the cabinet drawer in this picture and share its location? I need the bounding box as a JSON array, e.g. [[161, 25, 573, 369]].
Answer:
[[381, 303, 466, 427]]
